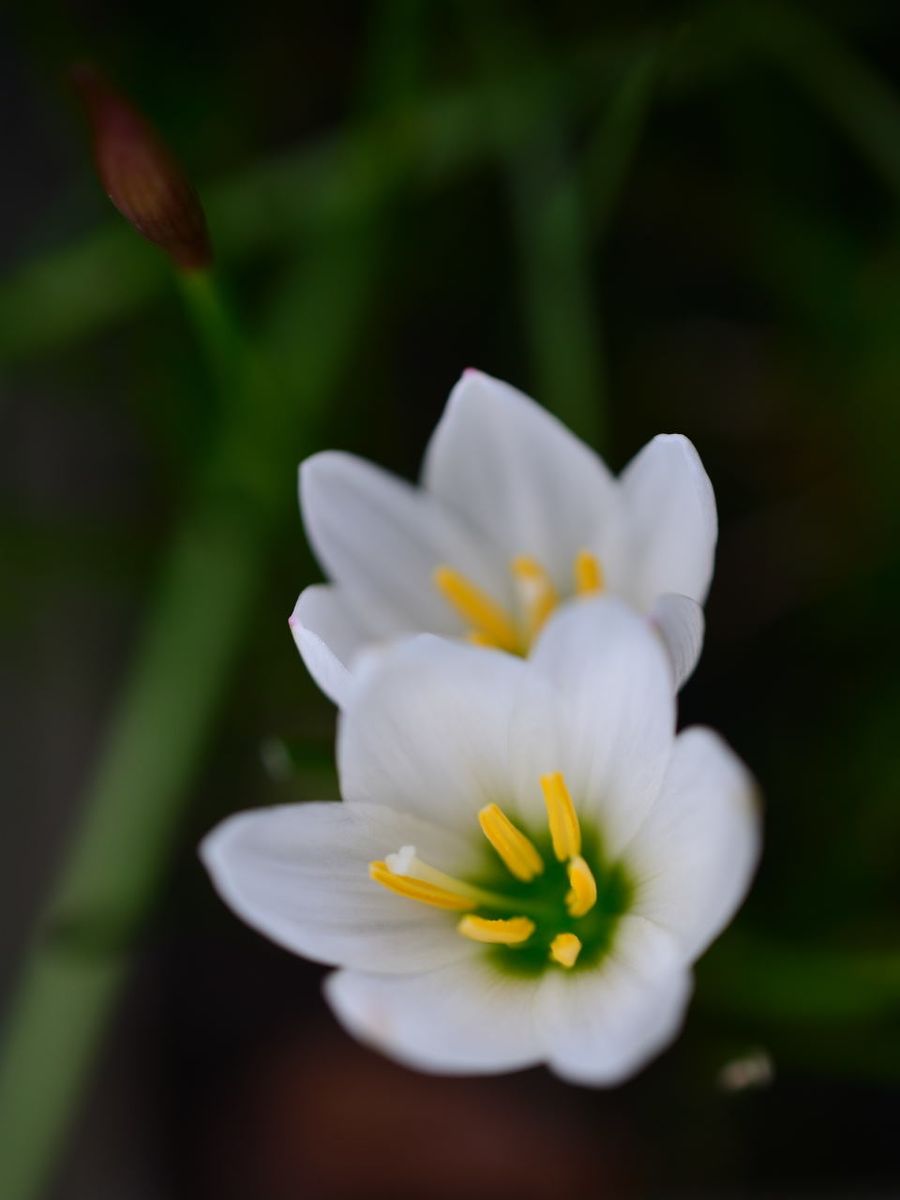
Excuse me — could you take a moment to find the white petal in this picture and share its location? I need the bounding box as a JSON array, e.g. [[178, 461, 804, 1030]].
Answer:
[[201, 801, 477, 973], [529, 597, 675, 858], [325, 959, 543, 1074], [338, 635, 562, 834], [300, 451, 510, 638], [627, 727, 761, 961], [538, 916, 692, 1086], [290, 585, 363, 707], [422, 370, 625, 589], [619, 434, 717, 610], [652, 593, 705, 690]]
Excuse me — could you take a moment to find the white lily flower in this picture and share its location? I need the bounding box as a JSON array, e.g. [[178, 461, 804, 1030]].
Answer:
[[204, 598, 759, 1086], [291, 369, 717, 706]]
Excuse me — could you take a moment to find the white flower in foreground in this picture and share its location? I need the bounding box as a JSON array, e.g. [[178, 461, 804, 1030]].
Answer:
[[204, 598, 759, 1086], [291, 369, 717, 706]]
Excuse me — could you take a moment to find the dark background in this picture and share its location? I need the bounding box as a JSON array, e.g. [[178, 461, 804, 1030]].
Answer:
[[2, 1, 899, 1196]]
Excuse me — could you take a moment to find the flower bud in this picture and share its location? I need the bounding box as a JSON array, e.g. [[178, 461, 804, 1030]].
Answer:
[[71, 64, 212, 270]]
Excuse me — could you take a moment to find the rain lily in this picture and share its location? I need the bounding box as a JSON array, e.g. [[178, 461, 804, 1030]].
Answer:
[[204, 597, 759, 1085], [291, 369, 717, 706]]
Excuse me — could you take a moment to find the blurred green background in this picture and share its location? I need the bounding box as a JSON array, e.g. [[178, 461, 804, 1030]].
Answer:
[[2, 1, 900, 1196]]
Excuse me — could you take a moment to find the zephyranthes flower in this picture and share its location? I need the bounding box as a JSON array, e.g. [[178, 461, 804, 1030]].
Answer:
[[204, 598, 759, 1084], [291, 369, 717, 706]]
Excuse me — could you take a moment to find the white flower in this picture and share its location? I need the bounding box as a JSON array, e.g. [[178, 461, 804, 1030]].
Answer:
[[291, 369, 717, 706], [204, 598, 759, 1086]]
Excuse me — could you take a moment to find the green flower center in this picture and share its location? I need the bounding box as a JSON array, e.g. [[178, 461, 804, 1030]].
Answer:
[[471, 828, 632, 977], [369, 770, 632, 974]]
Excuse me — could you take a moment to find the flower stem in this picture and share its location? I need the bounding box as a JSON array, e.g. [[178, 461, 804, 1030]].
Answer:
[[457, 8, 660, 452], [178, 268, 245, 405], [0, 228, 378, 1197], [0, 497, 264, 1200], [0, 263, 267, 1199]]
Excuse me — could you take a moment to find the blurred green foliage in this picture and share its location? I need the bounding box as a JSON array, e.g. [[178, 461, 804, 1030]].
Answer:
[[3, 0, 900, 1195]]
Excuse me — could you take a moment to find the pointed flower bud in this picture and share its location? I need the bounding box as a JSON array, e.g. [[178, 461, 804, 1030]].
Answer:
[[71, 64, 212, 270]]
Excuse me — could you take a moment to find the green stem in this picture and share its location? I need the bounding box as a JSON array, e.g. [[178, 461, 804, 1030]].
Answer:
[[509, 129, 610, 450], [0, 499, 264, 1200], [0, 230, 386, 1199], [0, 228, 385, 1195], [459, 9, 659, 452], [514, 45, 663, 453], [177, 268, 245, 404], [583, 43, 662, 242], [0, 10, 423, 1193]]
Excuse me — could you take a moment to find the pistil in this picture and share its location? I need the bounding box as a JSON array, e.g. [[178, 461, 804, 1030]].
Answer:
[[370, 846, 507, 911], [511, 556, 558, 642]]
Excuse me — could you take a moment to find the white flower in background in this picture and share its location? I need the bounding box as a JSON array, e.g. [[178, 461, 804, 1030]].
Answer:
[[291, 369, 717, 706], [204, 598, 759, 1085]]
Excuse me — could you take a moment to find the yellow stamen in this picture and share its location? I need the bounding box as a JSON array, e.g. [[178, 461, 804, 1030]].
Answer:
[[550, 932, 582, 968], [574, 549, 604, 595], [541, 771, 581, 861], [466, 631, 496, 647], [478, 803, 544, 882], [458, 914, 535, 945], [433, 566, 520, 652], [511, 556, 558, 641], [370, 860, 476, 911], [566, 855, 597, 917]]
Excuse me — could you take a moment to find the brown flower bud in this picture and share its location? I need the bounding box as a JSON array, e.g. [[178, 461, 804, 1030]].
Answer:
[[71, 64, 212, 271]]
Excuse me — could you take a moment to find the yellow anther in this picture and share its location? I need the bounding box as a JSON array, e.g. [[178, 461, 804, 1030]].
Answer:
[[511, 556, 558, 641], [574, 549, 604, 595], [478, 804, 544, 882], [541, 771, 581, 861], [550, 932, 582, 968], [433, 566, 520, 652], [369, 860, 476, 911], [565, 855, 597, 917], [466, 631, 496, 647], [458, 914, 535, 945]]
